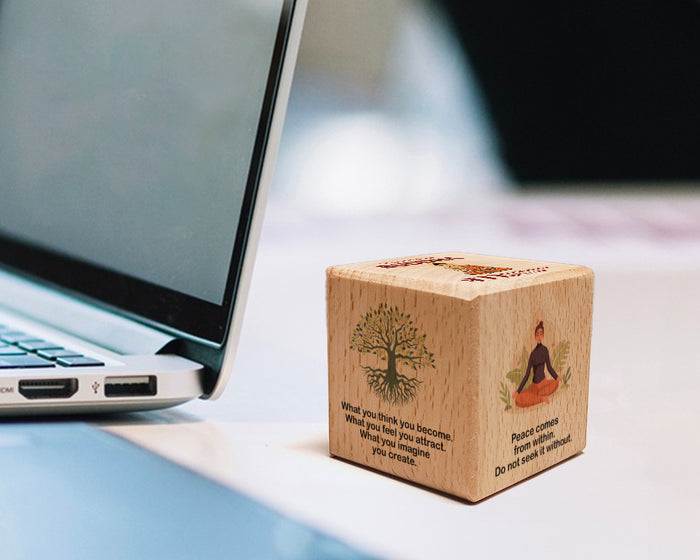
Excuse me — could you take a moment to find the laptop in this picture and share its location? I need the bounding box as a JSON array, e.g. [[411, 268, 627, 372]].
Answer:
[[0, 0, 307, 414]]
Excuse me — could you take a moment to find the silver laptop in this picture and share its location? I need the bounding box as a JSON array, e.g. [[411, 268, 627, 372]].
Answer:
[[0, 0, 307, 414]]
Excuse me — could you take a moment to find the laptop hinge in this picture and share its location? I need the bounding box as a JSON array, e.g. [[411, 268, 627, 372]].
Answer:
[[157, 338, 222, 396]]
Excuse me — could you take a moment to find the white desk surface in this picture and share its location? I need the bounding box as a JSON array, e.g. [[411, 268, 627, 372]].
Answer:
[[102, 193, 700, 560]]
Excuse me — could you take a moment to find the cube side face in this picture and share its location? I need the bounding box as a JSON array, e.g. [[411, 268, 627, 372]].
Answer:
[[474, 270, 594, 499], [327, 273, 480, 499]]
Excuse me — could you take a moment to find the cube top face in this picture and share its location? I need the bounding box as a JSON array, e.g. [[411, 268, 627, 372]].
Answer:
[[327, 253, 593, 502], [327, 252, 592, 301]]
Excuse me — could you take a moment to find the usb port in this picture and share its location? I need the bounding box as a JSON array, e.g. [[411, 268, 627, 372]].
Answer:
[[104, 376, 157, 397], [19, 378, 78, 399]]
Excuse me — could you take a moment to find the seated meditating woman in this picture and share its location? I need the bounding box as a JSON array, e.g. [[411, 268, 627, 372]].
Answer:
[[513, 321, 560, 408]]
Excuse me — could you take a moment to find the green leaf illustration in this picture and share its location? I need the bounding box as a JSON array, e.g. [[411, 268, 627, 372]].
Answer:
[[498, 381, 512, 411], [519, 346, 528, 375], [551, 340, 570, 374], [506, 369, 523, 385], [505, 346, 530, 389]]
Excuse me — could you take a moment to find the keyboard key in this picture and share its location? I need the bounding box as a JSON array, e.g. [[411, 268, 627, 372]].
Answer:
[[17, 340, 64, 352], [0, 355, 55, 369], [1, 332, 40, 344], [0, 347, 28, 356], [56, 356, 104, 368], [0, 325, 104, 367], [37, 349, 83, 360]]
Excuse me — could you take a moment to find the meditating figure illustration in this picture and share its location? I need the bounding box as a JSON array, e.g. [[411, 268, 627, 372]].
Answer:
[[513, 321, 560, 408]]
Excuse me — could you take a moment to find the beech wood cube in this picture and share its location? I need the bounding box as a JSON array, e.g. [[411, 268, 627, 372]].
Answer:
[[327, 252, 593, 502]]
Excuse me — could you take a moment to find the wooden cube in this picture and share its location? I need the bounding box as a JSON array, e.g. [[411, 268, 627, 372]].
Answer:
[[327, 252, 593, 502]]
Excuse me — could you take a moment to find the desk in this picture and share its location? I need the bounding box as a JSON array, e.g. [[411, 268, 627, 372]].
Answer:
[[102, 193, 700, 559]]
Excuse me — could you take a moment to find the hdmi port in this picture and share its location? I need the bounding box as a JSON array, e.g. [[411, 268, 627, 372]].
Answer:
[[105, 376, 157, 397], [19, 378, 78, 399]]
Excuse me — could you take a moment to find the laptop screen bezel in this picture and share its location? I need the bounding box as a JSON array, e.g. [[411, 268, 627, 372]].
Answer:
[[0, 0, 296, 347]]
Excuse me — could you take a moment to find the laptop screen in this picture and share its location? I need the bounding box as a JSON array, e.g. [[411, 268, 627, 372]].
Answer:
[[0, 1, 294, 343]]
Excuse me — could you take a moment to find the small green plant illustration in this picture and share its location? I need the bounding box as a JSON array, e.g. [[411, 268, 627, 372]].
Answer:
[[551, 340, 570, 376], [499, 381, 512, 411], [563, 366, 572, 386], [506, 346, 530, 390], [350, 304, 435, 406]]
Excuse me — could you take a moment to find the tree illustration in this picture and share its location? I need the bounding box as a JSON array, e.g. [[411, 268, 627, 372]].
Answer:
[[350, 304, 435, 405]]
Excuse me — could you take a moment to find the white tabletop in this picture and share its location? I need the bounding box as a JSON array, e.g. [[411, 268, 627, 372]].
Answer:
[[102, 193, 700, 560]]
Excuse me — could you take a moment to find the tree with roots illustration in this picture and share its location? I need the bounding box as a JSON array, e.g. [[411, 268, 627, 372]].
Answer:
[[350, 304, 435, 405]]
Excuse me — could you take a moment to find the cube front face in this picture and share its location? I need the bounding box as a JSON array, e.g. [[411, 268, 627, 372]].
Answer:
[[327, 276, 480, 498], [327, 253, 593, 502]]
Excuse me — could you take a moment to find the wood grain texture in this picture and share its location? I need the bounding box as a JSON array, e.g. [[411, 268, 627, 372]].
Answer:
[[327, 253, 593, 502]]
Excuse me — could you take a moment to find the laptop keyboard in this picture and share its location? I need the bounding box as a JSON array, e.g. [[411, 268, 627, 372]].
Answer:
[[0, 325, 104, 369]]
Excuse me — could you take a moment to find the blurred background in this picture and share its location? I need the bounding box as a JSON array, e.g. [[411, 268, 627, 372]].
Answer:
[[191, 0, 700, 423], [279, 0, 700, 202], [276, 0, 506, 216]]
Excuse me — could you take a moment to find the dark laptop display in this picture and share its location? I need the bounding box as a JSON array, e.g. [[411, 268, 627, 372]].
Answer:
[[0, 0, 306, 412], [0, 0, 295, 342]]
